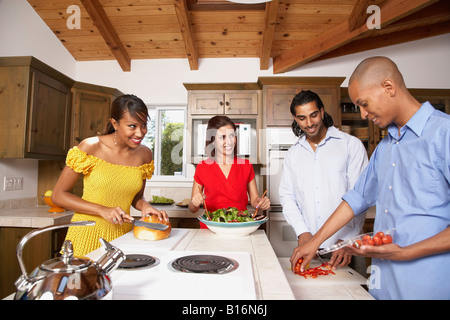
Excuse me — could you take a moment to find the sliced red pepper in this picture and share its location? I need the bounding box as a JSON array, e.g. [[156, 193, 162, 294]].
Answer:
[[294, 263, 335, 278]]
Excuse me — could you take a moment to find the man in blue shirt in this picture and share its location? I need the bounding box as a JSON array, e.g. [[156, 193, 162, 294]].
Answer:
[[291, 56, 450, 299]]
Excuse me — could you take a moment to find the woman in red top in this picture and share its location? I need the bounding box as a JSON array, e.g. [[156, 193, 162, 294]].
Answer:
[[189, 116, 270, 228]]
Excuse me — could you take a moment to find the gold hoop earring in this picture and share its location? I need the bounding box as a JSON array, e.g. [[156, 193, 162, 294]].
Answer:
[[114, 130, 117, 145]]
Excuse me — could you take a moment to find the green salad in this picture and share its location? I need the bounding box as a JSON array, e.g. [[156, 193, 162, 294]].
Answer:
[[208, 207, 254, 223]]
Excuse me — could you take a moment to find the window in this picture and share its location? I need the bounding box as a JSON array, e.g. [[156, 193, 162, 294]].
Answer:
[[142, 106, 187, 179]]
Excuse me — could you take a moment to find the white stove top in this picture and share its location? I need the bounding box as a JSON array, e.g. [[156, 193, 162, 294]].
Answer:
[[111, 250, 256, 300], [96, 229, 256, 300]]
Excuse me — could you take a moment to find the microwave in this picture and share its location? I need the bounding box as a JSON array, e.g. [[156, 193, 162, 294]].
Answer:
[[196, 122, 252, 156]]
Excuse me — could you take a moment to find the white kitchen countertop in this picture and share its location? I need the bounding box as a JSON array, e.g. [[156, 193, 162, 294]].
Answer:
[[0, 206, 73, 228]]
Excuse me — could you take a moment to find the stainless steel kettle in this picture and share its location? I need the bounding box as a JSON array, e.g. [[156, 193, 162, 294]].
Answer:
[[14, 221, 125, 300]]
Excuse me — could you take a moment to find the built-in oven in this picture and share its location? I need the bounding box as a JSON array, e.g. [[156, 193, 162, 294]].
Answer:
[[266, 129, 299, 257]]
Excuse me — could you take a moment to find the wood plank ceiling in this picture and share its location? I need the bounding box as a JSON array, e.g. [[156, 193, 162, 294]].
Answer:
[[27, 0, 450, 73]]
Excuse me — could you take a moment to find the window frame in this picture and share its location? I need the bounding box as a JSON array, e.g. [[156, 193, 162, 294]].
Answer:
[[146, 105, 189, 182]]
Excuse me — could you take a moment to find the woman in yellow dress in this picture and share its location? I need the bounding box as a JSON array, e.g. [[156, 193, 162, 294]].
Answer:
[[52, 94, 168, 257]]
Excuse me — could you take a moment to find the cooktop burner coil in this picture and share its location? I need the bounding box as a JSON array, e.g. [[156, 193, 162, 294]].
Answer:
[[118, 254, 159, 270], [170, 254, 239, 274]]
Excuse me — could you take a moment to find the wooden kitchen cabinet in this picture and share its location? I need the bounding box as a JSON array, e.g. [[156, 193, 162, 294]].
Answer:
[[339, 87, 450, 158], [67, 82, 123, 198], [0, 226, 67, 299], [258, 77, 345, 127], [410, 88, 450, 114], [71, 81, 123, 146], [0, 57, 73, 160], [189, 91, 259, 115], [340, 88, 380, 157], [185, 83, 260, 115]]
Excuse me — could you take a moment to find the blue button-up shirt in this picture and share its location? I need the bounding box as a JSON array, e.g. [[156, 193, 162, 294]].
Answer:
[[343, 101, 450, 299]]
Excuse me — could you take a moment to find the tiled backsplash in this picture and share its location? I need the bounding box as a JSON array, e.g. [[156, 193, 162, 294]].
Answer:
[[0, 197, 37, 211]]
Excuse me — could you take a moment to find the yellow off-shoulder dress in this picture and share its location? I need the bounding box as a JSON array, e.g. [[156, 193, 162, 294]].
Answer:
[[63, 147, 154, 257]]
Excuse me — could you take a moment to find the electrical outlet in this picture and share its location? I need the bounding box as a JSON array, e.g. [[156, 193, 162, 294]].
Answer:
[[4, 176, 23, 191]]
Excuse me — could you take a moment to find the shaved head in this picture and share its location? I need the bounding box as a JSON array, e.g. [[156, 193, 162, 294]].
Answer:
[[348, 56, 421, 128], [349, 56, 406, 90]]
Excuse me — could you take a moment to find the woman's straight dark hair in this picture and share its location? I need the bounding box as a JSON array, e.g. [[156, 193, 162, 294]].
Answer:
[[103, 94, 149, 135], [290, 90, 333, 137], [205, 115, 237, 158]]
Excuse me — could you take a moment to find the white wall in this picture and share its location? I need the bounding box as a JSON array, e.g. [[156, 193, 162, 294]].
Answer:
[[0, 159, 38, 201], [0, 0, 77, 78], [1, 0, 449, 201]]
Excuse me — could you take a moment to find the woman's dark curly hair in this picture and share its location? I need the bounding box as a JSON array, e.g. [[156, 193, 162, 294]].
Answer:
[[290, 90, 333, 137]]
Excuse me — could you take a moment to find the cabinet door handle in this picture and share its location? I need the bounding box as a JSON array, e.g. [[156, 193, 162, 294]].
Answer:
[[219, 101, 224, 106], [31, 128, 38, 133], [75, 137, 81, 143]]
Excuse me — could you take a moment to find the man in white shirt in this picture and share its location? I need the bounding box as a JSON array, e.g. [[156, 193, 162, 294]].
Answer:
[[279, 90, 368, 267]]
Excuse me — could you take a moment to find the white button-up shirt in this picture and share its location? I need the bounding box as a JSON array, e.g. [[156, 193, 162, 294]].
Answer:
[[279, 126, 368, 248]]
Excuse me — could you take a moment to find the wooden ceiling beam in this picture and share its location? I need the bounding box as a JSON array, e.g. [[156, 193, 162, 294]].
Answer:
[[348, 0, 387, 32], [79, 0, 131, 72], [315, 20, 450, 62], [317, 1, 450, 61], [272, 0, 439, 74], [260, 0, 279, 70], [174, 0, 199, 70]]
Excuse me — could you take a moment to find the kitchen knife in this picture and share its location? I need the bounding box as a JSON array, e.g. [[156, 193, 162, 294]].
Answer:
[[128, 219, 169, 231], [315, 253, 328, 266]]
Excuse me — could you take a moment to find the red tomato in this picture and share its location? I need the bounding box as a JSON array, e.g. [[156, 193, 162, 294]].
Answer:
[[375, 231, 385, 239], [367, 239, 374, 246], [294, 258, 303, 274], [382, 234, 393, 244], [354, 240, 363, 248], [373, 235, 382, 246], [362, 235, 371, 242]]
